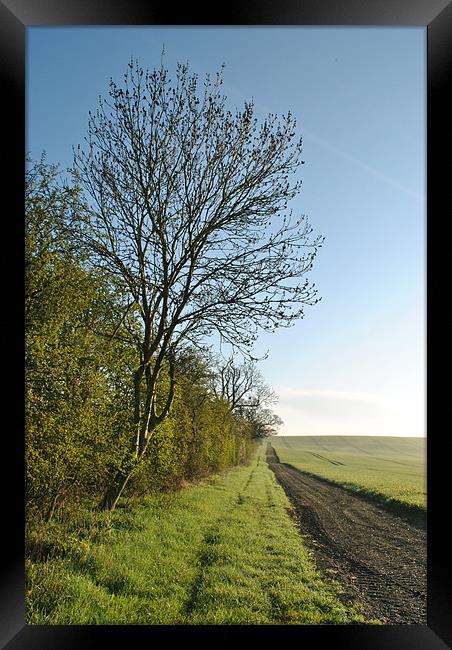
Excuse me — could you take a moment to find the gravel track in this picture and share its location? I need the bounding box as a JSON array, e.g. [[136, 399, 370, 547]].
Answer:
[[267, 443, 427, 624]]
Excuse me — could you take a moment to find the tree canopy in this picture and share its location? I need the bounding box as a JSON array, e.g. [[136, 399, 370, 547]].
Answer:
[[28, 57, 323, 512]]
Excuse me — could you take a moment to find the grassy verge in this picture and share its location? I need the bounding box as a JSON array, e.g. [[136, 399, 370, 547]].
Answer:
[[26, 444, 365, 625], [271, 436, 426, 514]]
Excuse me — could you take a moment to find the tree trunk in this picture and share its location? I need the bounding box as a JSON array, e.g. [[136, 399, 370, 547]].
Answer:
[[134, 366, 144, 456], [100, 354, 177, 511], [100, 418, 153, 512], [99, 466, 135, 511], [46, 490, 60, 522], [100, 382, 153, 511]]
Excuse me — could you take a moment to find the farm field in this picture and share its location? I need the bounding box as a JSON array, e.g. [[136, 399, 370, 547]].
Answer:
[[270, 436, 426, 511], [267, 445, 426, 623], [26, 444, 364, 625]]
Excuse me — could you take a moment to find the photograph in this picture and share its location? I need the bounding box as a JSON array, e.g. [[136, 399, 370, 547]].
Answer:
[[23, 25, 427, 627]]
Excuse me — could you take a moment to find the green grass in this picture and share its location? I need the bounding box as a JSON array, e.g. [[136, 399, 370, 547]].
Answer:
[[271, 436, 426, 512], [26, 444, 366, 625]]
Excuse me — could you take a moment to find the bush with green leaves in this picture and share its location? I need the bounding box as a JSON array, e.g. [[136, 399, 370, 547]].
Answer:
[[25, 157, 254, 521]]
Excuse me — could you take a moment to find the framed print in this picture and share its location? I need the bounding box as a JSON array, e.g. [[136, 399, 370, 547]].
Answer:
[[1, 0, 451, 647]]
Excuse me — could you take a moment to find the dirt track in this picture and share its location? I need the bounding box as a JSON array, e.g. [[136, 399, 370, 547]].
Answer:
[[267, 444, 427, 624]]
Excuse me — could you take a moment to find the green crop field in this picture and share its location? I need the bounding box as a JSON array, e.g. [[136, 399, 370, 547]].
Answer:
[[26, 444, 365, 625], [271, 436, 426, 511]]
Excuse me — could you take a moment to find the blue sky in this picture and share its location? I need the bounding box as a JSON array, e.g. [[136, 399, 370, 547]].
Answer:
[[27, 26, 426, 436]]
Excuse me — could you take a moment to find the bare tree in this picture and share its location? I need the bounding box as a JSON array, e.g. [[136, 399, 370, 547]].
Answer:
[[72, 57, 324, 510], [248, 408, 284, 438], [213, 357, 283, 438], [213, 357, 276, 413]]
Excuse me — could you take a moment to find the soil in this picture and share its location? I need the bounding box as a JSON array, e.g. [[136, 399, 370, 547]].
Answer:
[[267, 443, 427, 624]]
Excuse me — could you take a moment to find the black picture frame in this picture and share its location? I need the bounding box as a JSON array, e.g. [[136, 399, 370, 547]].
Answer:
[[1, 0, 450, 647]]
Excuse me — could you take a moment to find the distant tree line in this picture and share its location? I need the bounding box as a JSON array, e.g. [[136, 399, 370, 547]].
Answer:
[[26, 57, 323, 519]]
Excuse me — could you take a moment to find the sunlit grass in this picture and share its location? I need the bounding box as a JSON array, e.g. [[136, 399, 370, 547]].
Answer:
[[26, 445, 365, 625], [271, 436, 426, 511]]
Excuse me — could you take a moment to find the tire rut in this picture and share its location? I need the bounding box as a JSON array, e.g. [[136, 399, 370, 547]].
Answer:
[[184, 464, 257, 616], [266, 443, 426, 624]]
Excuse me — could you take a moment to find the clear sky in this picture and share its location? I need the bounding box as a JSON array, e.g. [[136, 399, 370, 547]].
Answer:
[[27, 26, 426, 437]]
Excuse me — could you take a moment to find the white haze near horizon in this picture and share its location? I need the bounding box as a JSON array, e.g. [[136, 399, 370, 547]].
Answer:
[[271, 386, 425, 437]]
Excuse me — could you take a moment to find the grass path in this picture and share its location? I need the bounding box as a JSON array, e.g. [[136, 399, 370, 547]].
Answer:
[[27, 444, 365, 625]]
